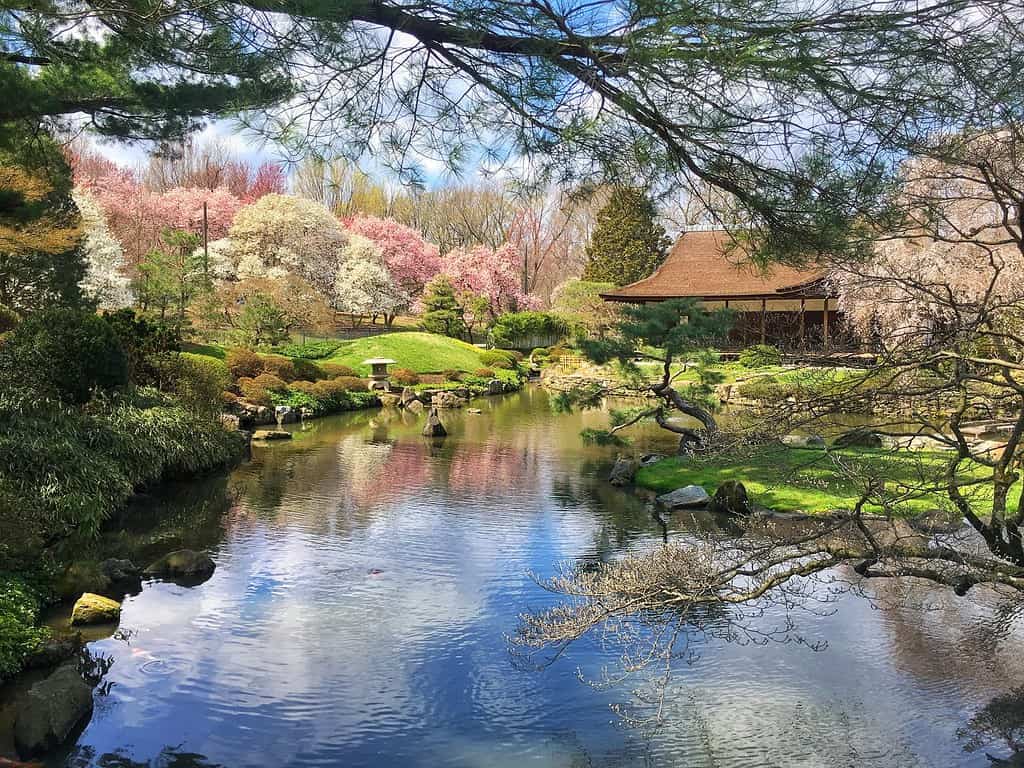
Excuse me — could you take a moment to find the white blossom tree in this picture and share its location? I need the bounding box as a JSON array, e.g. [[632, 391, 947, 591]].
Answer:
[[332, 234, 406, 325], [72, 186, 133, 310]]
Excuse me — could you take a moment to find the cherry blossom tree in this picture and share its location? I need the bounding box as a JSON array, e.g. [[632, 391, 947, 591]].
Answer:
[[441, 243, 538, 321], [343, 214, 441, 305], [72, 187, 133, 310]]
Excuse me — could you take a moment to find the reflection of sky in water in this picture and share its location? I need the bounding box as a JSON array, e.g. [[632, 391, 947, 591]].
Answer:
[[54, 389, 1024, 767]]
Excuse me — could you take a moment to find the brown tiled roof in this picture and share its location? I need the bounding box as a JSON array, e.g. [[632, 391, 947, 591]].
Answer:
[[601, 229, 828, 301]]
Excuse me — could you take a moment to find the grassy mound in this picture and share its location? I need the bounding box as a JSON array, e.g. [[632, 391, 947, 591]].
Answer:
[[635, 445, 1005, 516], [321, 332, 488, 374]]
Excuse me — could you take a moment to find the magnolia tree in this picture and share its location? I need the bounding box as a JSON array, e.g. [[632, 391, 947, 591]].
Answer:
[[441, 243, 537, 321], [220, 193, 348, 297], [332, 235, 406, 325], [72, 187, 133, 310]]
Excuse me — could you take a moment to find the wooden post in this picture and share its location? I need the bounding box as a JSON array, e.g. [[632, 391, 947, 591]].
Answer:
[[760, 298, 767, 345], [823, 298, 830, 350], [799, 297, 806, 348]]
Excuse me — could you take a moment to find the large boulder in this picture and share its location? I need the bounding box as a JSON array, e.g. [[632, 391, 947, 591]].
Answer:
[[400, 387, 419, 407], [781, 434, 826, 449], [432, 391, 466, 409], [833, 428, 883, 449], [656, 485, 710, 510], [406, 399, 425, 415], [708, 481, 753, 516], [252, 429, 291, 441], [99, 558, 141, 592], [422, 406, 448, 437], [608, 457, 638, 487], [144, 549, 216, 582], [24, 634, 83, 671], [487, 379, 504, 395], [378, 393, 402, 408], [70, 593, 121, 626], [13, 665, 95, 759], [909, 509, 964, 534]]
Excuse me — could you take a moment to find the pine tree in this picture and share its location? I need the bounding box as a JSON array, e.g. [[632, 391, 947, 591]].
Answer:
[[420, 276, 467, 339], [582, 187, 670, 287]]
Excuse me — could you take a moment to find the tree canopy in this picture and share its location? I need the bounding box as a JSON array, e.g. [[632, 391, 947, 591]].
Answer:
[[582, 186, 669, 286]]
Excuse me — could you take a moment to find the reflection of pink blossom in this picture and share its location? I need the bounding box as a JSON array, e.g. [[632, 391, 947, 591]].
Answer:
[[344, 215, 442, 301], [440, 244, 540, 319], [447, 439, 531, 493]]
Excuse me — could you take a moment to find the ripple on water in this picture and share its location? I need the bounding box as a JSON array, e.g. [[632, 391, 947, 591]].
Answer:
[[57, 394, 1024, 768]]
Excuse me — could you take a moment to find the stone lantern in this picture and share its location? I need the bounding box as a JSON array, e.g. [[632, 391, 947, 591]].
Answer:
[[363, 358, 397, 391]]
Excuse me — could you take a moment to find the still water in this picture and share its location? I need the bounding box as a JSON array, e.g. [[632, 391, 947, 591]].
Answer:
[[29, 388, 1024, 766]]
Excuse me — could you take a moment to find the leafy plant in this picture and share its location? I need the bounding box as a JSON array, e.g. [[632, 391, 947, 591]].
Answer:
[[738, 344, 782, 368]]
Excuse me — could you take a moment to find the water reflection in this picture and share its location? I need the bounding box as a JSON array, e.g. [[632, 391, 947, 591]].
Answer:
[[15, 387, 1024, 768]]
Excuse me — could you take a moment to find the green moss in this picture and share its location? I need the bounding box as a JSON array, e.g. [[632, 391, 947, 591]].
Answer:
[[635, 445, 1008, 516]]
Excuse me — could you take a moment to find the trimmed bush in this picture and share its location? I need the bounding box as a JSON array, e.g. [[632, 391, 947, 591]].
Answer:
[[391, 368, 420, 386], [443, 369, 465, 382], [0, 308, 128, 404], [103, 309, 180, 388], [736, 376, 797, 402], [290, 357, 325, 383], [275, 340, 341, 359], [320, 363, 361, 379], [239, 374, 289, 406], [174, 354, 232, 416], [259, 354, 297, 382], [479, 349, 516, 369], [226, 348, 263, 380], [738, 344, 782, 368], [489, 311, 569, 349], [475, 367, 495, 378]]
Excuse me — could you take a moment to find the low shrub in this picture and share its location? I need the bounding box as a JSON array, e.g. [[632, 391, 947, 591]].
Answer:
[[0, 576, 48, 681], [474, 367, 495, 378], [320, 363, 361, 379], [479, 349, 516, 370], [290, 357, 326, 383], [239, 373, 289, 406], [173, 353, 232, 416], [226, 348, 263, 380], [443, 369, 465, 382], [489, 311, 569, 349], [259, 354, 297, 382], [531, 348, 550, 360], [0, 304, 19, 335], [391, 368, 420, 386], [738, 344, 782, 368], [275, 340, 341, 359], [0, 308, 129, 404], [736, 376, 798, 402], [104, 309, 181, 387]]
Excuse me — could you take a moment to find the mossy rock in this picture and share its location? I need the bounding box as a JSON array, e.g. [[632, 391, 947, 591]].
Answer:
[[71, 593, 121, 626], [144, 549, 216, 583]]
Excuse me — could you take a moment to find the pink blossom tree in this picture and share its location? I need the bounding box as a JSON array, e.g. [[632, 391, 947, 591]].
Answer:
[[440, 243, 538, 320], [343, 215, 442, 309]]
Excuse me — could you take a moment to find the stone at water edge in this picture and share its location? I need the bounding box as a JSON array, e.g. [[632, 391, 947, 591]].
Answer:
[[832, 428, 883, 449], [781, 434, 826, 449], [400, 387, 419, 406], [378, 393, 402, 408], [144, 549, 216, 581], [406, 399, 425, 415], [70, 593, 121, 626], [608, 456, 638, 487], [640, 453, 667, 467], [708, 480, 752, 516], [422, 406, 448, 437], [252, 429, 292, 441], [656, 485, 711, 510], [13, 665, 95, 759], [432, 391, 466, 409], [487, 379, 504, 395]]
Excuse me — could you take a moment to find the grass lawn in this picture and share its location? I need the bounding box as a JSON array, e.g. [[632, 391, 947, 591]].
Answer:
[[321, 332, 490, 374], [635, 445, 1012, 516], [181, 342, 228, 360]]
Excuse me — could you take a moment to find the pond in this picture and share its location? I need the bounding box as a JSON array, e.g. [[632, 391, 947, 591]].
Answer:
[[17, 387, 1024, 766]]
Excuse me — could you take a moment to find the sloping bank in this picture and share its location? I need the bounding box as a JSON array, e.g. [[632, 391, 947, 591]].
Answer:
[[0, 388, 246, 683]]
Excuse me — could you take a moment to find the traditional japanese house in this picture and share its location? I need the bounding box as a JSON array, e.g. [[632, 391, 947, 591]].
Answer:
[[600, 228, 842, 349]]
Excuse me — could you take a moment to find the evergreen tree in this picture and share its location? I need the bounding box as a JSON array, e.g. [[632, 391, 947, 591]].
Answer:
[[420, 276, 466, 340], [582, 188, 670, 287], [0, 130, 85, 312]]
